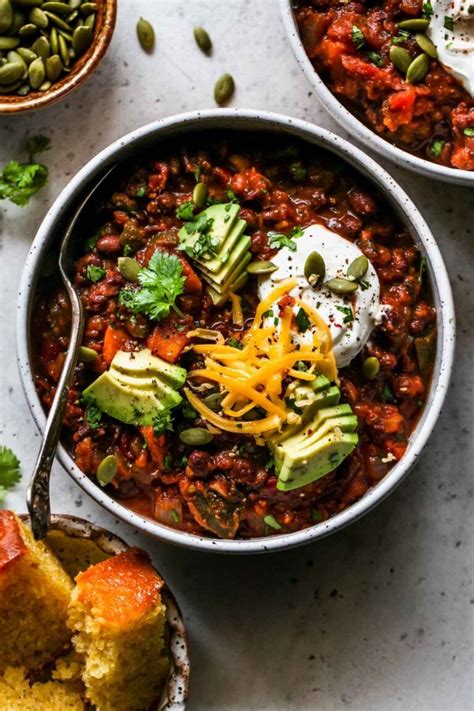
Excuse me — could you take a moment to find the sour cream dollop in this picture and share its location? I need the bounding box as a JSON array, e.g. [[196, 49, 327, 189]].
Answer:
[[258, 225, 383, 368], [428, 0, 474, 96]]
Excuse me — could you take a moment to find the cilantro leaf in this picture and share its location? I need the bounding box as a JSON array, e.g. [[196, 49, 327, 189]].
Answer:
[[391, 30, 411, 44], [289, 161, 307, 182], [176, 201, 195, 220], [422, 1, 433, 18], [352, 24, 365, 49], [367, 51, 383, 67], [86, 265, 106, 283], [119, 251, 186, 322], [268, 227, 303, 252], [295, 307, 310, 333], [153, 409, 174, 435], [335, 305, 354, 324], [0, 161, 48, 207], [444, 15, 454, 30], [0, 446, 21, 504], [26, 135, 51, 159], [431, 139, 445, 157], [84, 399, 102, 430]]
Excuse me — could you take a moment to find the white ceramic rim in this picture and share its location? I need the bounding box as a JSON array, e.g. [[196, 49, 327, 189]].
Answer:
[[17, 108, 455, 554], [279, 0, 474, 187]]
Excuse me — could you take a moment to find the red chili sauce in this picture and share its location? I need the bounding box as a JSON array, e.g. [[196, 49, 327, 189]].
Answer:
[[32, 134, 436, 539]]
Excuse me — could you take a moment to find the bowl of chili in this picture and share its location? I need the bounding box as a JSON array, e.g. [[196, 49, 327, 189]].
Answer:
[[17, 109, 455, 553], [280, 0, 474, 186]]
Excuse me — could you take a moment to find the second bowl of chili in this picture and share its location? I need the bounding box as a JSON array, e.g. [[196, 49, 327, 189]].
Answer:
[[17, 109, 455, 553]]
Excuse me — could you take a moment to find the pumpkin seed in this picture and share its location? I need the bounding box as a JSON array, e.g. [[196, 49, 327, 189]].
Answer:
[[96, 454, 117, 486], [17, 46, 37, 63], [118, 256, 141, 282], [58, 27, 72, 41], [14, 0, 44, 5], [29, 7, 49, 28], [72, 24, 91, 55], [8, 9, 26, 36], [179, 427, 214, 446], [0, 35, 19, 48], [79, 345, 99, 362], [415, 32, 437, 58], [44, 10, 72, 31], [246, 260, 278, 275], [362, 356, 380, 380], [1, 78, 21, 92], [68, 0, 82, 9], [65, 9, 78, 22], [0, 59, 23, 83], [84, 12, 95, 30], [137, 16, 154, 52], [32, 35, 51, 58], [202, 392, 224, 411], [406, 53, 430, 83], [192, 181, 208, 208], [324, 277, 359, 294], [45, 52, 61, 80], [80, 2, 97, 13], [18, 22, 38, 37], [49, 25, 58, 53], [42, 2, 72, 14], [16, 82, 30, 95], [58, 32, 69, 64], [214, 72, 235, 105], [28, 56, 45, 88], [7, 50, 27, 77], [39, 79, 51, 90], [0, 0, 13, 34], [389, 45, 412, 73], [398, 18, 430, 32], [193, 26, 212, 54], [347, 255, 369, 280], [304, 251, 326, 286]]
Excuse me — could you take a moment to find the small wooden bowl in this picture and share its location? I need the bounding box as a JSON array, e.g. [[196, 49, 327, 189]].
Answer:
[[0, 0, 117, 114]]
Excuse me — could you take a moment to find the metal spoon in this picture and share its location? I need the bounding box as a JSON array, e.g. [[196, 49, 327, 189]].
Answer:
[[27, 165, 119, 540]]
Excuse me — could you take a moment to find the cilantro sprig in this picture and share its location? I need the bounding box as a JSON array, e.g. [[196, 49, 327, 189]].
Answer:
[[268, 226, 304, 252], [86, 265, 105, 283], [0, 446, 21, 504], [153, 409, 174, 435], [119, 251, 186, 321], [0, 135, 50, 207]]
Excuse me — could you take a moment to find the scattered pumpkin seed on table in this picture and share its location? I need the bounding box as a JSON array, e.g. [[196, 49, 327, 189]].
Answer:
[[214, 72, 235, 105], [137, 16, 155, 52], [0, 0, 95, 96], [193, 26, 212, 54]]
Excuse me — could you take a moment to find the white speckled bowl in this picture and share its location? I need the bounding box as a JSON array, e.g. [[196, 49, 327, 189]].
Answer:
[[280, 0, 474, 187], [19, 513, 189, 710], [17, 109, 455, 554]]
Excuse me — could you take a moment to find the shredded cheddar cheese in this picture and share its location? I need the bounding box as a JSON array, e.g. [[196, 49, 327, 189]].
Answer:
[[185, 278, 337, 435]]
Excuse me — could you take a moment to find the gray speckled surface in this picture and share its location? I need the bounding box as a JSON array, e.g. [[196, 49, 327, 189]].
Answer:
[[0, 1, 472, 709]]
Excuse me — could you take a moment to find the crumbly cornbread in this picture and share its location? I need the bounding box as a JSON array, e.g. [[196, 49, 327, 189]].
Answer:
[[0, 666, 85, 710], [68, 547, 169, 711], [0, 511, 73, 671]]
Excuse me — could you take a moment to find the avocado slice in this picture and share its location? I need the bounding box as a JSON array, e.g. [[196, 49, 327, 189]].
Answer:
[[198, 218, 247, 273], [82, 371, 170, 426], [277, 403, 354, 452], [206, 270, 250, 306], [279, 412, 358, 466], [178, 203, 240, 262], [200, 235, 252, 285], [276, 432, 359, 491], [270, 385, 340, 446], [110, 371, 182, 410], [110, 348, 186, 389]]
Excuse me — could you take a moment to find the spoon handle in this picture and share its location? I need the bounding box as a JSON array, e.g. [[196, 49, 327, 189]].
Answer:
[[27, 291, 84, 540]]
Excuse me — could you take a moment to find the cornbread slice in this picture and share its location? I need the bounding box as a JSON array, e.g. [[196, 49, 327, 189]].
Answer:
[[0, 666, 85, 710], [68, 547, 169, 711], [0, 511, 73, 672]]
